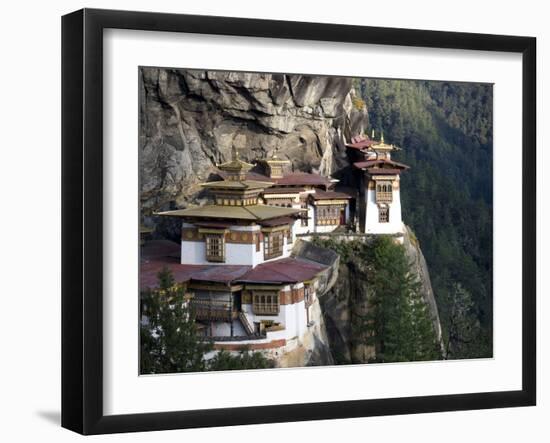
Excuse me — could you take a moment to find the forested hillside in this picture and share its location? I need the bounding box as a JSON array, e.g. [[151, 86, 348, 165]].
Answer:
[[355, 79, 493, 358]]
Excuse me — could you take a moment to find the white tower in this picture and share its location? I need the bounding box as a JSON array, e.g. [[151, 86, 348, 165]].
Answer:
[[353, 132, 409, 241]]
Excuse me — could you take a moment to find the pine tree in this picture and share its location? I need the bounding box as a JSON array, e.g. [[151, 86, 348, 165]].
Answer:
[[407, 289, 442, 361], [364, 237, 440, 363], [445, 283, 485, 359], [140, 268, 213, 374], [355, 79, 493, 359]]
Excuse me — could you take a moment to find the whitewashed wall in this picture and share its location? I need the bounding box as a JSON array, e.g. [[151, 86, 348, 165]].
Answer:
[[294, 204, 315, 235], [180, 223, 295, 266], [364, 188, 404, 235], [241, 300, 307, 341]]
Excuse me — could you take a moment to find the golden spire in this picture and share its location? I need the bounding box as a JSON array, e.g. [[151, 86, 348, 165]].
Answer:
[[380, 130, 384, 143], [217, 144, 254, 181], [371, 128, 375, 139]]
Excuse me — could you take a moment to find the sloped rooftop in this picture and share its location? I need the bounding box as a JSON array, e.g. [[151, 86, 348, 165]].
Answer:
[[273, 172, 332, 187], [140, 240, 330, 289], [157, 204, 302, 221], [238, 257, 327, 284], [311, 189, 353, 200], [353, 158, 410, 171]]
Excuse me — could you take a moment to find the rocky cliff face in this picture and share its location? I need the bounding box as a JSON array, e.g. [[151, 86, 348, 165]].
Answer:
[[139, 68, 367, 214], [318, 227, 444, 364]]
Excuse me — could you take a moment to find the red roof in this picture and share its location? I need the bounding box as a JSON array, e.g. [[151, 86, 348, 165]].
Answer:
[[311, 189, 353, 200], [140, 240, 181, 260], [140, 241, 329, 288], [189, 265, 252, 283], [273, 172, 332, 187], [238, 257, 327, 284], [262, 187, 305, 194], [353, 159, 409, 171], [140, 260, 251, 289], [346, 135, 376, 150], [140, 240, 251, 288], [364, 168, 404, 175]]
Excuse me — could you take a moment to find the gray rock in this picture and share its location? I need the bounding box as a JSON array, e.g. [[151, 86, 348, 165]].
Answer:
[[139, 68, 367, 216]]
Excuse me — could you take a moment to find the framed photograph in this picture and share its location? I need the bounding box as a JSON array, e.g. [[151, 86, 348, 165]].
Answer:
[[61, 8, 536, 435]]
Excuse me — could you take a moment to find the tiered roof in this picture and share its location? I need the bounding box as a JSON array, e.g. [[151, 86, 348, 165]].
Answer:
[[348, 131, 409, 174], [157, 146, 305, 222], [346, 131, 401, 153], [216, 145, 255, 180], [346, 134, 377, 151], [353, 158, 410, 175]]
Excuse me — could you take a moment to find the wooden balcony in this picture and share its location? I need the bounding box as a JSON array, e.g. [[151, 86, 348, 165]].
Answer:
[[190, 298, 234, 321], [253, 303, 279, 315]]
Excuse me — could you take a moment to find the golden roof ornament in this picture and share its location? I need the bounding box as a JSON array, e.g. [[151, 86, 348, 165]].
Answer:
[[217, 145, 254, 181], [369, 128, 399, 152]]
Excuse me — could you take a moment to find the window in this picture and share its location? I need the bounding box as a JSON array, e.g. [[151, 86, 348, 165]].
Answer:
[[301, 204, 309, 227], [316, 205, 341, 226], [205, 234, 225, 262], [375, 181, 393, 203], [263, 231, 284, 259], [379, 206, 390, 223], [253, 292, 280, 315], [287, 225, 293, 244], [255, 233, 261, 252]]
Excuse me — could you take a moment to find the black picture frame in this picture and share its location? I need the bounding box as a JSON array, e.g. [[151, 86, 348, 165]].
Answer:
[[61, 8, 536, 435]]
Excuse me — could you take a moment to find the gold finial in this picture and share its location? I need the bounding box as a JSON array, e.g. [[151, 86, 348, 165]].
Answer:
[[231, 145, 238, 161], [371, 128, 375, 139], [380, 130, 384, 143]]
